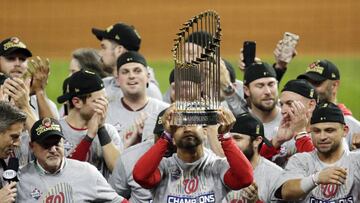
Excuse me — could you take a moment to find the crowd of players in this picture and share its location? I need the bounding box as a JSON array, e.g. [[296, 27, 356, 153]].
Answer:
[[0, 20, 359, 203]]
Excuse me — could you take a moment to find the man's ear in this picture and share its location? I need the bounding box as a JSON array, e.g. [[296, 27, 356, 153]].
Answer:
[[243, 85, 250, 97], [253, 136, 263, 150], [71, 97, 83, 109]]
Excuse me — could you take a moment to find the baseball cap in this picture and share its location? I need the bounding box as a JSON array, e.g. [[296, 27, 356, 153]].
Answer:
[[117, 51, 147, 70], [185, 31, 213, 48], [297, 59, 340, 82], [153, 109, 167, 135], [281, 79, 318, 101], [57, 70, 104, 103], [30, 118, 64, 146], [310, 102, 345, 125], [0, 37, 32, 57], [243, 62, 277, 85], [92, 22, 141, 51], [230, 113, 272, 147]]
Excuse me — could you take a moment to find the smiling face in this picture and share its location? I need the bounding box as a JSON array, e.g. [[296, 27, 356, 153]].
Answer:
[[0, 52, 29, 78], [31, 137, 64, 173], [310, 122, 348, 156], [0, 122, 23, 159], [117, 62, 149, 98], [245, 77, 278, 112]]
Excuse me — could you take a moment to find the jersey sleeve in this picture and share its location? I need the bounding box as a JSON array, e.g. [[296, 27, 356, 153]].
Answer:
[[108, 155, 131, 199]]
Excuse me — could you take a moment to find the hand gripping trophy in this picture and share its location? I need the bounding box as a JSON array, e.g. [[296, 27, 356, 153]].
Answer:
[[171, 10, 221, 126]]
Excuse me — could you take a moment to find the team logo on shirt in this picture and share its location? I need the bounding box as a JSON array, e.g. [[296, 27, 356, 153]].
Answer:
[[42, 182, 74, 202], [30, 188, 42, 200], [320, 184, 339, 199], [183, 176, 199, 194]]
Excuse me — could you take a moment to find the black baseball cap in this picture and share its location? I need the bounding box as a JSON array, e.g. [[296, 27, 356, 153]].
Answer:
[[185, 31, 213, 48], [153, 109, 167, 135], [92, 22, 141, 51], [297, 59, 340, 82], [117, 51, 147, 71], [0, 37, 32, 57], [281, 79, 318, 101], [30, 118, 64, 146], [230, 113, 272, 147], [243, 62, 277, 85], [57, 70, 104, 103], [310, 102, 345, 125]]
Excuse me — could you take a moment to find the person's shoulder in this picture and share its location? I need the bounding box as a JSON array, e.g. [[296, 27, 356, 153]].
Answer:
[[259, 156, 283, 171], [148, 97, 170, 106], [66, 158, 98, 172], [19, 161, 36, 174], [288, 151, 316, 164]]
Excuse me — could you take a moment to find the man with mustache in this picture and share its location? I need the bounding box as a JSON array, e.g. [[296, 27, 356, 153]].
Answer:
[[297, 60, 360, 151], [0, 101, 27, 203], [274, 102, 360, 202], [17, 118, 128, 202], [133, 106, 253, 202]]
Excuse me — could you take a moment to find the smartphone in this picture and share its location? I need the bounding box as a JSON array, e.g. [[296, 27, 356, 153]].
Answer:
[[243, 41, 256, 68], [278, 32, 299, 63]]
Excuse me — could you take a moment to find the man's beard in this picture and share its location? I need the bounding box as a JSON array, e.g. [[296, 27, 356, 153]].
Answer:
[[317, 141, 341, 156], [242, 145, 255, 161], [176, 135, 203, 150], [251, 96, 277, 112]]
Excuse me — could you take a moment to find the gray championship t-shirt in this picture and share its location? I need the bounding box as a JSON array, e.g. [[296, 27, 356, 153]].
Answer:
[[17, 158, 125, 202], [226, 157, 283, 202], [106, 97, 169, 143], [275, 150, 360, 202], [152, 148, 231, 203], [109, 139, 154, 203], [59, 119, 123, 179]]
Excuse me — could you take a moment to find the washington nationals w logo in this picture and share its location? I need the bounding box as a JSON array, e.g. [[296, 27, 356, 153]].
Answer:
[[183, 176, 199, 194], [321, 184, 339, 199]]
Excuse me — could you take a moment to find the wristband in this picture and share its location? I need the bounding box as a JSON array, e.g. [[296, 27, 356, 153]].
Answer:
[[218, 132, 231, 142], [300, 175, 317, 193], [161, 131, 172, 143], [98, 126, 112, 146], [311, 171, 320, 186], [294, 131, 309, 141], [84, 135, 94, 142]]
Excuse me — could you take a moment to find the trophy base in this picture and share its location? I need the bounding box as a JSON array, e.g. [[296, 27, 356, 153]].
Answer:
[[171, 111, 218, 126]]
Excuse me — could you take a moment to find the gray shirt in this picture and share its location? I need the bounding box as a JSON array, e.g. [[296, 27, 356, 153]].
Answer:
[[106, 97, 169, 143], [109, 140, 154, 203], [275, 150, 360, 202], [226, 157, 283, 202], [59, 119, 123, 179], [17, 158, 125, 202], [152, 148, 230, 203]]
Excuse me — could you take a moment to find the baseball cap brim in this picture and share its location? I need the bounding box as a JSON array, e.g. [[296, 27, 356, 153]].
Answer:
[[2, 47, 32, 57], [91, 28, 108, 41], [35, 133, 63, 148], [57, 93, 71, 104], [297, 72, 327, 82], [262, 137, 273, 147]]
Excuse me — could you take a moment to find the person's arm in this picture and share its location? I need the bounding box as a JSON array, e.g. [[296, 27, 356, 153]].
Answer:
[[205, 125, 225, 157], [133, 137, 168, 189], [0, 182, 17, 203], [29, 57, 58, 119], [68, 135, 93, 161], [109, 156, 131, 199], [98, 126, 120, 172], [294, 132, 314, 152], [221, 137, 253, 190], [217, 107, 253, 190]]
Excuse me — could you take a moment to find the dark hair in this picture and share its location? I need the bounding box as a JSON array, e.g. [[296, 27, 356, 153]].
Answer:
[[0, 101, 26, 133], [68, 93, 92, 109], [72, 48, 108, 78]]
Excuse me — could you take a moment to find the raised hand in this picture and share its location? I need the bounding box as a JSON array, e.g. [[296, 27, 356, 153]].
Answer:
[[2, 78, 30, 109], [241, 182, 259, 203], [27, 56, 50, 94], [217, 106, 236, 134]]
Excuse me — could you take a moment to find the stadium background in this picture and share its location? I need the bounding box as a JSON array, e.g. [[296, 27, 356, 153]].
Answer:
[[1, 0, 359, 117]]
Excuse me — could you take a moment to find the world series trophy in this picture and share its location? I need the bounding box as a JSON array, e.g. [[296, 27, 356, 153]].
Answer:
[[171, 10, 221, 126]]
